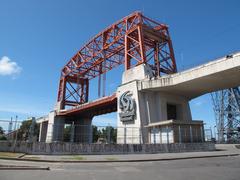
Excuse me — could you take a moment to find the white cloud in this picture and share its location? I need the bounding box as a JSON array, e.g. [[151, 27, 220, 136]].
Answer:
[[0, 56, 22, 76]]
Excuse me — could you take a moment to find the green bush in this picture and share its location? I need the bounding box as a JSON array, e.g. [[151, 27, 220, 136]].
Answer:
[[0, 135, 7, 141]]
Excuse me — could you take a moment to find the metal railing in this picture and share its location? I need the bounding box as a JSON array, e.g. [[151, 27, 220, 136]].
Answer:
[[0, 119, 213, 144]]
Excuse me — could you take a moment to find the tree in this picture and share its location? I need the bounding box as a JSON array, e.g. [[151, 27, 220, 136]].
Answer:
[[0, 135, 7, 141], [101, 126, 117, 143], [92, 125, 101, 143], [63, 125, 71, 142], [17, 119, 39, 141], [0, 126, 4, 135], [92, 126, 117, 143], [0, 126, 7, 140]]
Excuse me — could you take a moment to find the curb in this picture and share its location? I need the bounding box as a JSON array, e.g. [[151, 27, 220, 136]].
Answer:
[[0, 153, 239, 163], [0, 166, 50, 170]]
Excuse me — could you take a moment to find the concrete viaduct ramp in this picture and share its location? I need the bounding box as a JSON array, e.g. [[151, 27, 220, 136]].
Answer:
[[139, 52, 240, 99]]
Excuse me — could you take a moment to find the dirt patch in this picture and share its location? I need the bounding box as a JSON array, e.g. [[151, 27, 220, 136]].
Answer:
[[235, 145, 240, 149]]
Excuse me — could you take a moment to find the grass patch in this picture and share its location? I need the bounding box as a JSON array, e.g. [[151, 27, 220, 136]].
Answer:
[[61, 155, 85, 161], [105, 157, 118, 161], [0, 152, 23, 158], [24, 156, 40, 160]]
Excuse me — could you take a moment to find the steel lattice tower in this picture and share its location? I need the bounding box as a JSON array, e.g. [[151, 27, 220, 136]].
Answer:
[[211, 87, 240, 142]]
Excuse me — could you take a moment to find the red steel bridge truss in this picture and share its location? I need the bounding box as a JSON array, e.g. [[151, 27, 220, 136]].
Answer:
[[57, 12, 177, 113]]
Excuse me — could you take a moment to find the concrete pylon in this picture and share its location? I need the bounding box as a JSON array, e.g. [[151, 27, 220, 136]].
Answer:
[[38, 121, 48, 142], [74, 118, 92, 143], [117, 64, 203, 144], [45, 111, 65, 142], [117, 64, 154, 144]]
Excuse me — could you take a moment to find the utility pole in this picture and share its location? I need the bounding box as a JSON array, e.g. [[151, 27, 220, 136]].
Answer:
[[13, 115, 18, 152]]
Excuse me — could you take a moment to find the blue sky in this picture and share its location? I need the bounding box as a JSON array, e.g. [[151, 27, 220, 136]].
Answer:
[[0, 0, 240, 131]]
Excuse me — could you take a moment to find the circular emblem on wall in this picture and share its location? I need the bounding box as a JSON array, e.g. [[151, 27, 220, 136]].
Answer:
[[119, 91, 136, 122]]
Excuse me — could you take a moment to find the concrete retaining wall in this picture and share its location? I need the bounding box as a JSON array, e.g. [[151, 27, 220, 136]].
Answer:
[[0, 141, 215, 155]]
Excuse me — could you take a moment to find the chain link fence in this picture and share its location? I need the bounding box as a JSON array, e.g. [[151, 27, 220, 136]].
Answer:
[[0, 118, 39, 143], [0, 118, 213, 144], [42, 123, 142, 144]]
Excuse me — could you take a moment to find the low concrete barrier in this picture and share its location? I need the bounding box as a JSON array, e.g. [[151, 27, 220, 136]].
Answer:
[[0, 141, 215, 155]]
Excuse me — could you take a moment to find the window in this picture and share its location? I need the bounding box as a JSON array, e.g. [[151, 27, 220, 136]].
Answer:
[[167, 104, 177, 120]]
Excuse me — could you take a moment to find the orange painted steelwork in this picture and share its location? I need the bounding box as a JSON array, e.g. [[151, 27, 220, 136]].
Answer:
[[57, 11, 177, 110], [57, 94, 117, 117]]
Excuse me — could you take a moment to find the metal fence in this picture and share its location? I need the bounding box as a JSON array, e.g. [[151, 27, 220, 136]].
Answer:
[[0, 119, 140, 144], [0, 119, 214, 144], [204, 128, 213, 142], [149, 125, 205, 144], [42, 123, 142, 144]]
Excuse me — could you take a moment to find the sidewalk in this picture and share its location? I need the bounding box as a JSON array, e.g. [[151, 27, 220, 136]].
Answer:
[[0, 144, 239, 163]]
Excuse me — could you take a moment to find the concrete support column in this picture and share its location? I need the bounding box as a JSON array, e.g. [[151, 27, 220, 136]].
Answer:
[[70, 121, 75, 143], [107, 125, 111, 144], [38, 121, 48, 142], [141, 127, 148, 144], [38, 122, 42, 142], [139, 127, 142, 144], [190, 125, 193, 143], [178, 125, 182, 143], [124, 126, 127, 144], [160, 127, 162, 144], [74, 118, 92, 143], [166, 125, 169, 144], [200, 126, 204, 142], [46, 112, 65, 142], [153, 127, 156, 144]]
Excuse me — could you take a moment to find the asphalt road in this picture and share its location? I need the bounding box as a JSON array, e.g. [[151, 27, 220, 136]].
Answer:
[[0, 156, 239, 180]]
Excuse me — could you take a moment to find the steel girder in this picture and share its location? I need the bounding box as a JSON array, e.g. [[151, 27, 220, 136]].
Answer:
[[58, 11, 177, 110]]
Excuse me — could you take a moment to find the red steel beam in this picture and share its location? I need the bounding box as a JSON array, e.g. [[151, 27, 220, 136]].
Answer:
[[57, 94, 117, 117], [57, 11, 177, 110]]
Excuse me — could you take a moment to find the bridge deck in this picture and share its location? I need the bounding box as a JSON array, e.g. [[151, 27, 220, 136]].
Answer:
[[57, 94, 117, 117], [139, 52, 240, 99]]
